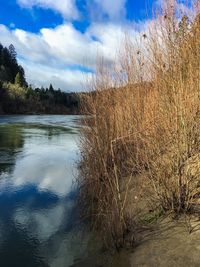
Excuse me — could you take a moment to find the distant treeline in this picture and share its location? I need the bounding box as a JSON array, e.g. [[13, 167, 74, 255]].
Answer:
[[0, 43, 81, 114]]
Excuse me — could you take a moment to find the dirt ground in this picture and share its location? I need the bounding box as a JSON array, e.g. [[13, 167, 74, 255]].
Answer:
[[128, 216, 200, 267]]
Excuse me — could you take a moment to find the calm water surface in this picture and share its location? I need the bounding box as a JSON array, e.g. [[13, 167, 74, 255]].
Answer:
[[0, 115, 93, 267], [0, 115, 131, 267]]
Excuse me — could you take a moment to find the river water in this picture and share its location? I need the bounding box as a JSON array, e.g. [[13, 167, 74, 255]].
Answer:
[[0, 115, 90, 267], [0, 115, 130, 267]]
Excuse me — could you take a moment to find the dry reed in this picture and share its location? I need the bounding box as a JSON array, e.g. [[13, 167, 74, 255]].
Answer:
[[78, 0, 200, 248]]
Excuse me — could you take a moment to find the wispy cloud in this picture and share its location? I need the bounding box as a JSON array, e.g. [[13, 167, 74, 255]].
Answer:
[[17, 0, 79, 20], [87, 0, 127, 21], [95, 0, 127, 20]]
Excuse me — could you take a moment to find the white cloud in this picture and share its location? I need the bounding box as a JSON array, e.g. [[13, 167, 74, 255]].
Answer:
[[17, 0, 79, 20], [0, 22, 128, 91], [1, 0, 192, 92], [19, 59, 93, 91], [0, 23, 116, 69], [93, 0, 127, 20], [11, 136, 79, 195]]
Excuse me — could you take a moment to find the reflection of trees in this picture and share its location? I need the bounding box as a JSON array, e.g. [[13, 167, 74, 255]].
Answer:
[[0, 125, 24, 174]]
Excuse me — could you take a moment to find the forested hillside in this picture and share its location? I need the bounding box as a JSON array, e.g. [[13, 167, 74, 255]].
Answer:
[[0, 43, 81, 114]]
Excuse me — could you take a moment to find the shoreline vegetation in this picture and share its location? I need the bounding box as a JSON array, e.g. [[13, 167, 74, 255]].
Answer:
[[0, 43, 82, 115], [78, 0, 200, 255]]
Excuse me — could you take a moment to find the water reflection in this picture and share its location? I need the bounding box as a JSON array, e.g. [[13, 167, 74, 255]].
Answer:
[[0, 115, 87, 267], [0, 125, 24, 174]]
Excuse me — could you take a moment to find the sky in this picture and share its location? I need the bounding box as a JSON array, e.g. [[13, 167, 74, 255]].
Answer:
[[0, 0, 166, 91]]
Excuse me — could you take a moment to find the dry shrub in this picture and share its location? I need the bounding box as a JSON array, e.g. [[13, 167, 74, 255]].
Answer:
[[78, 0, 200, 248]]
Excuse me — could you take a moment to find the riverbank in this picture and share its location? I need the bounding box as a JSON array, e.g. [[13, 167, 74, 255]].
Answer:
[[129, 216, 200, 267], [71, 214, 200, 267], [0, 102, 81, 115], [0, 81, 81, 115]]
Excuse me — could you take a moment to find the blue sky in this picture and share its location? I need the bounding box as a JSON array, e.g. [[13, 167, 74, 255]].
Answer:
[[0, 0, 158, 91], [0, 0, 155, 32]]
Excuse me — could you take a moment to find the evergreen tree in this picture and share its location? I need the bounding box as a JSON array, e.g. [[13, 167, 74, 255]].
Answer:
[[0, 43, 27, 85], [0, 43, 3, 66], [1, 47, 12, 82], [0, 65, 9, 81], [9, 44, 17, 62], [49, 83, 54, 92], [0, 43, 80, 114], [18, 65, 27, 87]]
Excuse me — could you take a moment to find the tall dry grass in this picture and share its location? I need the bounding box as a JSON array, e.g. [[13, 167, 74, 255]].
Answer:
[[78, 0, 200, 248]]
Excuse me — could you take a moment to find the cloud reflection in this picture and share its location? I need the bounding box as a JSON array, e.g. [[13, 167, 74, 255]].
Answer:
[[12, 146, 78, 196], [0, 116, 84, 267]]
